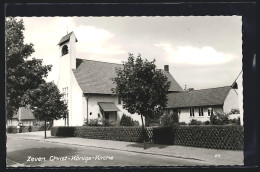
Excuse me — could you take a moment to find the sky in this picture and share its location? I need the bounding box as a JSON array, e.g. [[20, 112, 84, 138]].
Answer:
[[20, 16, 242, 90]]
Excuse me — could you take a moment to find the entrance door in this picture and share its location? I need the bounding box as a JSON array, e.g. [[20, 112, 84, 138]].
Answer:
[[104, 112, 109, 125], [105, 112, 109, 120]]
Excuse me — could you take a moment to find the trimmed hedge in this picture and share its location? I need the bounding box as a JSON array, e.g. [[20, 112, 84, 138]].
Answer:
[[7, 126, 17, 133], [173, 125, 244, 150], [51, 126, 153, 142], [153, 127, 174, 144], [51, 125, 244, 150]]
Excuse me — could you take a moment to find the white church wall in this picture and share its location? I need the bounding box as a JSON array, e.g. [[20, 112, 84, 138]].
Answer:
[[70, 71, 84, 126]]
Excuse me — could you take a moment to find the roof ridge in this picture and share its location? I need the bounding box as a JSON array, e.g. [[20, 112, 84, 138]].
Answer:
[[193, 86, 231, 91], [76, 58, 122, 65], [168, 86, 232, 94]]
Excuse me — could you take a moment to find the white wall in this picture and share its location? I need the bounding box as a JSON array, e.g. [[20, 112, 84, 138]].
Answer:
[[6, 119, 19, 126], [54, 33, 77, 127], [170, 106, 223, 124], [70, 71, 84, 126], [83, 94, 142, 126], [223, 89, 239, 114]]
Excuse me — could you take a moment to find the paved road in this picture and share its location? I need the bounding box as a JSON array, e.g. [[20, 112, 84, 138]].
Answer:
[[6, 134, 209, 167]]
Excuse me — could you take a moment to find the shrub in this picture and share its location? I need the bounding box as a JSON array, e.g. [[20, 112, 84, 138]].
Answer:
[[7, 126, 17, 133], [210, 111, 229, 125], [230, 108, 240, 114], [133, 120, 140, 126], [88, 118, 99, 126], [120, 114, 135, 126], [160, 112, 179, 126], [83, 118, 103, 126], [203, 121, 210, 125], [28, 126, 32, 132], [179, 122, 187, 125], [229, 117, 241, 125], [189, 119, 202, 125]]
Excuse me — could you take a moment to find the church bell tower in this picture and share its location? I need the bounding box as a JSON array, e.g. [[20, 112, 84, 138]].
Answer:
[[56, 32, 78, 126]]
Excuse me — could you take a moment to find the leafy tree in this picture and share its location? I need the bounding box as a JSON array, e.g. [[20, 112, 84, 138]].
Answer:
[[120, 114, 135, 126], [5, 17, 51, 119], [22, 82, 68, 138], [160, 112, 179, 127], [112, 53, 171, 149], [210, 111, 229, 125]]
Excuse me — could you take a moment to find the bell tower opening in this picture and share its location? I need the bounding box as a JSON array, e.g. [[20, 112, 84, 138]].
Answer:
[[61, 45, 69, 56]]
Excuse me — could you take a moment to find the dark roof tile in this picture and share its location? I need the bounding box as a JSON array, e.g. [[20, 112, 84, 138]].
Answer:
[[166, 86, 232, 108], [20, 107, 35, 120], [58, 32, 78, 45], [73, 59, 183, 94], [98, 102, 120, 112]]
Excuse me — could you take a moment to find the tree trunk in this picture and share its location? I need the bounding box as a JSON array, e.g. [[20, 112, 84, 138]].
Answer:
[[44, 119, 47, 139], [145, 116, 150, 127], [140, 114, 146, 149]]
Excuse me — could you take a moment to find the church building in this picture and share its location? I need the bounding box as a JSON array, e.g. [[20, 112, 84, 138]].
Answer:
[[53, 32, 183, 126]]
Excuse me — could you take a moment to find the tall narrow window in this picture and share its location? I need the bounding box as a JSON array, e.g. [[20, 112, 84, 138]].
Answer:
[[190, 108, 194, 117], [208, 108, 213, 116], [62, 87, 68, 104], [199, 108, 204, 116]]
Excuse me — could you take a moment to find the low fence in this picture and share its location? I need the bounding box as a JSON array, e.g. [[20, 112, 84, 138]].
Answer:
[[51, 125, 244, 150]]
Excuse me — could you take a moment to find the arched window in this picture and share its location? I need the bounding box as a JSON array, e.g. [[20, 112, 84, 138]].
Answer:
[[61, 45, 69, 56]]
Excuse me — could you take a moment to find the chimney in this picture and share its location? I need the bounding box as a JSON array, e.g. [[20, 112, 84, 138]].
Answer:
[[164, 65, 169, 72]]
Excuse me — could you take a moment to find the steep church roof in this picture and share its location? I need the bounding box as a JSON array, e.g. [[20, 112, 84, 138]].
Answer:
[[58, 32, 78, 45], [166, 86, 232, 108], [72, 59, 183, 94]]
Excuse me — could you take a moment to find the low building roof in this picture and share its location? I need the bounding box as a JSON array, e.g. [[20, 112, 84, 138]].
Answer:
[[166, 86, 232, 108], [72, 59, 183, 94], [98, 102, 120, 112], [19, 107, 35, 120]]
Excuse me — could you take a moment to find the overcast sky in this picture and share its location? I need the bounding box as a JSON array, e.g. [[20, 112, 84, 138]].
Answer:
[[20, 16, 242, 90]]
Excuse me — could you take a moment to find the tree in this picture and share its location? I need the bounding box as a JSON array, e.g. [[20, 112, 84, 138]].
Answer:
[[5, 17, 51, 119], [210, 111, 229, 125], [120, 114, 135, 126], [160, 112, 179, 127], [112, 53, 171, 149], [22, 82, 68, 138]]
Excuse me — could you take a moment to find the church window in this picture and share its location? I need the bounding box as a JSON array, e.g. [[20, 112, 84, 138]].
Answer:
[[61, 45, 69, 56]]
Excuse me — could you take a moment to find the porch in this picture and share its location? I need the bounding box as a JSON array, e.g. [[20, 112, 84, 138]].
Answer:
[[98, 102, 120, 126]]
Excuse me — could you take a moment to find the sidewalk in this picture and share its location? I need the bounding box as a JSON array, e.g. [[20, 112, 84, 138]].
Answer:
[[12, 131, 243, 166]]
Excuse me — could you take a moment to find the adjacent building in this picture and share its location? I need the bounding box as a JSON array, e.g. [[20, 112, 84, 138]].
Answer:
[[6, 107, 39, 127], [165, 86, 240, 123]]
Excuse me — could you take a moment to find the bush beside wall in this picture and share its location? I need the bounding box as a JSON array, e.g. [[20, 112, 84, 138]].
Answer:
[[7, 126, 17, 133], [51, 125, 244, 150]]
